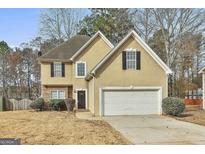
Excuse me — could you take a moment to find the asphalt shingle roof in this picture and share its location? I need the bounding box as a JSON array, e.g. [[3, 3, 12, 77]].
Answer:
[[38, 35, 90, 62]]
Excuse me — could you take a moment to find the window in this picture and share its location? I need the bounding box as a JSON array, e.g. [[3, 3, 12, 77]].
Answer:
[[58, 91, 65, 99], [51, 90, 65, 99], [51, 91, 58, 99], [76, 62, 86, 77], [126, 51, 136, 69], [54, 62, 62, 77]]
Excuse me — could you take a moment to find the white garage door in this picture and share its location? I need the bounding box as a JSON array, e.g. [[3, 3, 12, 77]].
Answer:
[[103, 89, 161, 115]]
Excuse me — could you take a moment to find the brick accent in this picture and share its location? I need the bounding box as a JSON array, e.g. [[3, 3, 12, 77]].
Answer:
[[42, 85, 73, 102]]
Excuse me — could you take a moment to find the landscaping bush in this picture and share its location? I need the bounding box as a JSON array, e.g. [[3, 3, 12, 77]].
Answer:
[[30, 98, 44, 111], [65, 98, 75, 111], [49, 99, 66, 111], [162, 97, 185, 116]]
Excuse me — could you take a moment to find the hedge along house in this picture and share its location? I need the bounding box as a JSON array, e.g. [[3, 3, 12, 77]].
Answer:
[[38, 30, 172, 116], [199, 67, 205, 109]]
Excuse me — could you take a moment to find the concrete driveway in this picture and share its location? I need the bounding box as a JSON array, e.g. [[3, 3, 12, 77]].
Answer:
[[103, 115, 205, 144]]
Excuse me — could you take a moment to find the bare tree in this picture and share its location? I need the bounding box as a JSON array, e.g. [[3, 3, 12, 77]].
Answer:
[[0, 41, 11, 98], [132, 9, 157, 43], [40, 8, 85, 43], [152, 8, 205, 68]]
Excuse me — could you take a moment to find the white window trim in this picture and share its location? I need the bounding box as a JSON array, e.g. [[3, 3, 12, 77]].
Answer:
[[75, 61, 86, 78], [125, 49, 137, 70], [53, 62, 62, 77], [75, 88, 88, 109], [50, 90, 65, 99]]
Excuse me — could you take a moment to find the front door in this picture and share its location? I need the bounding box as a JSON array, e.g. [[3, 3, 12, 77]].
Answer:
[[77, 90, 86, 109]]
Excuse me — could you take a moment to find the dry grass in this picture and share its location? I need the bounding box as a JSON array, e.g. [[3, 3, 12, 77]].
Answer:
[[0, 110, 130, 145], [173, 105, 205, 126]]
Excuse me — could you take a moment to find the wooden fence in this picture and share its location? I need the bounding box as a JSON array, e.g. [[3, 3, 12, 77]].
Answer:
[[9, 99, 32, 110]]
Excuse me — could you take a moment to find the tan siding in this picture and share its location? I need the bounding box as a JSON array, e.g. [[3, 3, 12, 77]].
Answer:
[[41, 35, 111, 89], [93, 36, 168, 115], [41, 62, 73, 85], [72, 35, 112, 94], [75, 35, 111, 73], [40, 35, 112, 112]]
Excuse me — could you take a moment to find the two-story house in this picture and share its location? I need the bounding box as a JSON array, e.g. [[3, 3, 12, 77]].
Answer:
[[38, 30, 172, 116]]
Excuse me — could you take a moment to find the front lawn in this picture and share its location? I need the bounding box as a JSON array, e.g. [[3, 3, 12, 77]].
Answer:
[[173, 105, 205, 126], [0, 110, 130, 144]]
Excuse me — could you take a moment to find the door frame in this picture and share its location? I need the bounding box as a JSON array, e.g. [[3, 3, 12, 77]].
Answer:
[[99, 86, 162, 116], [75, 88, 87, 109]]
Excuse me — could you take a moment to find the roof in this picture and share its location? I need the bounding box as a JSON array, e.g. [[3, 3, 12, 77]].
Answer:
[[38, 35, 90, 62], [70, 31, 114, 61], [199, 66, 205, 74], [88, 30, 172, 78]]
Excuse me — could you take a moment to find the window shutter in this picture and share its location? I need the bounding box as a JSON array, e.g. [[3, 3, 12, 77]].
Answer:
[[122, 51, 127, 70], [136, 51, 141, 70], [62, 63, 65, 77], [51, 62, 54, 77]]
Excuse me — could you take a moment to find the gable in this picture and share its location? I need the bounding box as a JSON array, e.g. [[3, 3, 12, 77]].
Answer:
[[95, 35, 166, 77], [90, 30, 172, 77], [70, 31, 113, 61], [74, 35, 113, 73]]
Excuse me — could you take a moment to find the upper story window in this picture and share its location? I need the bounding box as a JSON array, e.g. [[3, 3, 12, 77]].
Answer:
[[126, 51, 137, 69], [51, 62, 65, 77], [122, 49, 141, 70], [76, 61, 86, 78], [54, 62, 62, 77]]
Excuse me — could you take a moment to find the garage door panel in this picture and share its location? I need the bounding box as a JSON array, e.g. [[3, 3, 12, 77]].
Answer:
[[103, 89, 160, 115]]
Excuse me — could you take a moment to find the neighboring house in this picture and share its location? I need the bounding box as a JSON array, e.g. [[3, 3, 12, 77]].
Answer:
[[38, 30, 172, 116], [199, 68, 205, 109]]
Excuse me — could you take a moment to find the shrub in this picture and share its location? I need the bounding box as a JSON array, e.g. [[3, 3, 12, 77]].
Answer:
[[64, 98, 75, 111], [30, 98, 44, 111], [162, 97, 185, 116], [49, 99, 66, 111]]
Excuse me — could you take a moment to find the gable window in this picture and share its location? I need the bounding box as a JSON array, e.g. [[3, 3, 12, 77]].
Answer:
[[122, 49, 141, 70], [51, 90, 65, 99], [126, 51, 136, 69], [76, 61, 86, 78]]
